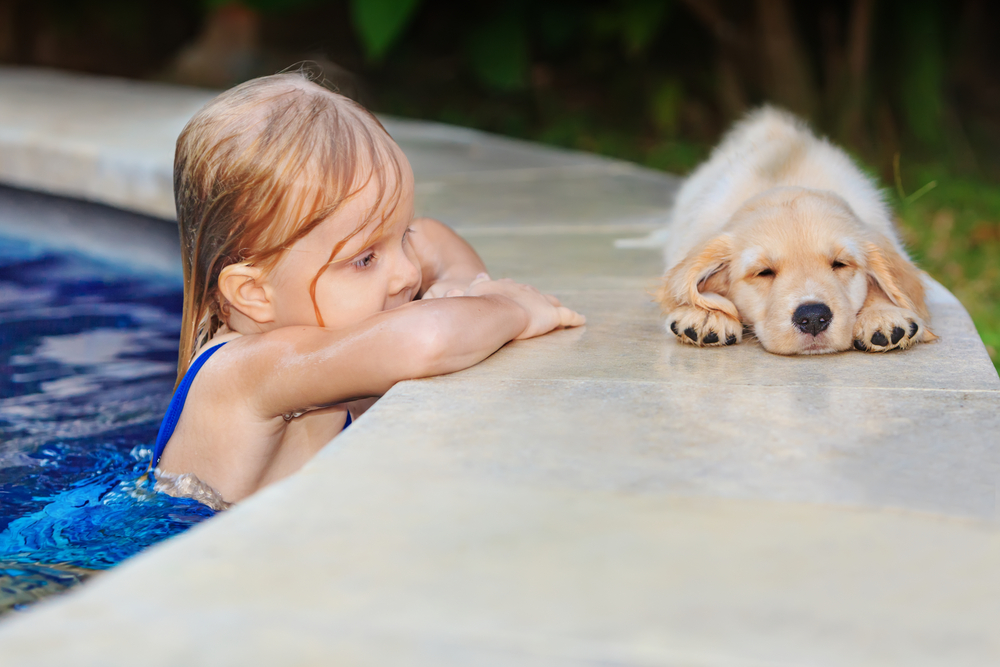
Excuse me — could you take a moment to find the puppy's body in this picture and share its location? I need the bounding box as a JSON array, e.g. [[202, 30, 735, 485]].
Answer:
[[658, 107, 933, 355]]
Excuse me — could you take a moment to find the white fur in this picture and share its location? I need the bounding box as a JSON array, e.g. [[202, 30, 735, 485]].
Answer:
[[738, 247, 764, 275], [663, 107, 903, 270]]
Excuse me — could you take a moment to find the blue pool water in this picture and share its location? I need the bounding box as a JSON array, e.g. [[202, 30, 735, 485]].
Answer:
[[0, 233, 217, 611]]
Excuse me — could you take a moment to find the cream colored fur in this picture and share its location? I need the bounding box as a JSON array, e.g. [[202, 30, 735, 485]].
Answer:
[[657, 107, 934, 355]]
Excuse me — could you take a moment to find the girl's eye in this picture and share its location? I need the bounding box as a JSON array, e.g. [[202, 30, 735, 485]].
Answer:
[[756, 268, 775, 278], [353, 252, 375, 269], [832, 260, 848, 270]]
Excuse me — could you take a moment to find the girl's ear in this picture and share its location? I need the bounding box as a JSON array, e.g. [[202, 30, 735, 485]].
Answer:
[[218, 263, 276, 325], [863, 235, 930, 320], [656, 234, 739, 319]]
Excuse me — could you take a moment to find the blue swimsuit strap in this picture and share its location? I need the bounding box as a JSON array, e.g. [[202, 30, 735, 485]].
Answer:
[[150, 342, 228, 470], [150, 342, 353, 471]]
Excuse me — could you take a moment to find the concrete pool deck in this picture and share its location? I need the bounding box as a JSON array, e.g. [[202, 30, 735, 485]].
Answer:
[[0, 67, 998, 665]]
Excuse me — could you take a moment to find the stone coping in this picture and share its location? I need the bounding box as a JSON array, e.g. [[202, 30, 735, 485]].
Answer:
[[0, 67, 997, 665], [0, 66, 649, 221]]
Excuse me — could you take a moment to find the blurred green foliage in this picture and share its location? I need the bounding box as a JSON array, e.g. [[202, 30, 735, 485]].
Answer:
[[203, 0, 420, 62], [590, 0, 673, 57], [191, 0, 683, 97], [349, 0, 421, 62], [465, 8, 530, 92], [649, 78, 683, 137]]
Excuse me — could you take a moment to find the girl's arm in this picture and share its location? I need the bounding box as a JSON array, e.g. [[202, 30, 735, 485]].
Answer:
[[408, 217, 488, 298], [234, 283, 583, 419]]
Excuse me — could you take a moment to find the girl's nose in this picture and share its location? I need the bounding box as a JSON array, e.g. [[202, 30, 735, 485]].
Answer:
[[389, 251, 421, 296]]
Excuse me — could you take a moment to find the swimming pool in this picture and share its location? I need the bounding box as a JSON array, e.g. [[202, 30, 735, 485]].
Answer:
[[0, 189, 217, 614]]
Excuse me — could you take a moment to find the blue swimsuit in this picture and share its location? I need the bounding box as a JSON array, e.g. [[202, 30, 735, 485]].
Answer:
[[150, 342, 351, 470]]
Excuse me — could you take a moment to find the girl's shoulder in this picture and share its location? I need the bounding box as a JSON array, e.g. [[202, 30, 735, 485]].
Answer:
[[187, 325, 347, 420], [190, 328, 244, 363]]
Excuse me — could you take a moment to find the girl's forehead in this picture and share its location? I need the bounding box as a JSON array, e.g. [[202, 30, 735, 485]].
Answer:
[[348, 154, 414, 214], [312, 171, 414, 246], [322, 141, 413, 200]]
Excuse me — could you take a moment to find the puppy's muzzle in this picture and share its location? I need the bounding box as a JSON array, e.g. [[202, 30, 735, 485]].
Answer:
[[793, 303, 833, 336]]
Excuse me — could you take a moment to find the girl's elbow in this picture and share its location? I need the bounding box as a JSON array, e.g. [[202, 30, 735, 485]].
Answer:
[[406, 322, 452, 377]]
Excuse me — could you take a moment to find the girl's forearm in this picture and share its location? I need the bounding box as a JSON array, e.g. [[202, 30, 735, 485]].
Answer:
[[258, 295, 527, 414], [403, 294, 527, 376]]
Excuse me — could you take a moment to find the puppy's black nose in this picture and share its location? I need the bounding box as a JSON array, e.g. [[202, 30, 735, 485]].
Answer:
[[793, 303, 833, 336]]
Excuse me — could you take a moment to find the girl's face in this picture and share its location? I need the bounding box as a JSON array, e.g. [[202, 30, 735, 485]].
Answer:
[[266, 156, 422, 330]]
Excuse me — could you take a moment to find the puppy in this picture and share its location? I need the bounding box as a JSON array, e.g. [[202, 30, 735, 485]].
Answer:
[[656, 107, 935, 355]]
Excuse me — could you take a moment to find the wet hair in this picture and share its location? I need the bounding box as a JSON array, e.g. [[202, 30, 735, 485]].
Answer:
[[173, 72, 404, 384]]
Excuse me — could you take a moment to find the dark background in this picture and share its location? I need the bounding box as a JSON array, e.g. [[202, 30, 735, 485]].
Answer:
[[1, 0, 997, 366]]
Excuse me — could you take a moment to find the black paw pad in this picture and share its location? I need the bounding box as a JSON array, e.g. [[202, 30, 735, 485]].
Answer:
[[871, 331, 888, 346], [670, 321, 679, 336], [891, 327, 905, 344], [854, 339, 866, 351], [684, 327, 698, 342], [908, 321, 918, 338], [703, 331, 719, 344], [725, 334, 737, 346]]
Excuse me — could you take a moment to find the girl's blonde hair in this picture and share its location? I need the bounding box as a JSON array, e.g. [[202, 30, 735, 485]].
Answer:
[[173, 72, 404, 384]]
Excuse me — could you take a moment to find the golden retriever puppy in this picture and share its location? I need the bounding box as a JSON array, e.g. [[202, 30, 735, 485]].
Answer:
[[656, 107, 935, 355]]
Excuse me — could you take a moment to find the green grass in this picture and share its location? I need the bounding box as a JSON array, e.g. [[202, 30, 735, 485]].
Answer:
[[891, 165, 1000, 372]]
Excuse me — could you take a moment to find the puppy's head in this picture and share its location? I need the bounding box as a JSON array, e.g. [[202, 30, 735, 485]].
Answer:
[[664, 187, 924, 355]]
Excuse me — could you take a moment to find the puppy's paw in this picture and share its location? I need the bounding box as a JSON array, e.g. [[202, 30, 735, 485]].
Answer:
[[852, 306, 930, 352], [666, 306, 743, 347]]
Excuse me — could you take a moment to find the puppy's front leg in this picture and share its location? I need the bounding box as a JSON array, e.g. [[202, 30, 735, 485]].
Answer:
[[853, 286, 934, 352], [666, 303, 743, 347], [659, 234, 741, 347]]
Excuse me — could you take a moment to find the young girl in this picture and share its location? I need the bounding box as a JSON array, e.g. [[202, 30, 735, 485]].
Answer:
[[150, 73, 584, 508]]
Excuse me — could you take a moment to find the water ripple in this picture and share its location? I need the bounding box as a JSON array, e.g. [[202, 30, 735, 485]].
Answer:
[[0, 234, 216, 613]]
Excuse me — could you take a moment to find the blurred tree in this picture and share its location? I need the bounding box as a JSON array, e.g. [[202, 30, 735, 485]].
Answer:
[[755, 0, 818, 117], [678, 0, 878, 136], [830, 0, 875, 147], [898, 0, 945, 150]]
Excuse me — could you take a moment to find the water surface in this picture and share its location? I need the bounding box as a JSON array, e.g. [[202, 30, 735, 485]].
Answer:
[[0, 234, 216, 614]]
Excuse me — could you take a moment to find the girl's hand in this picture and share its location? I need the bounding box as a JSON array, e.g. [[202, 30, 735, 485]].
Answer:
[[409, 218, 490, 300], [421, 276, 485, 299], [465, 275, 586, 339]]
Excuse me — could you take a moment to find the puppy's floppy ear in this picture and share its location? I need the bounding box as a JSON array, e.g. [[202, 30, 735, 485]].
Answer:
[[656, 234, 739, 319], [863, 234, 931, 320]]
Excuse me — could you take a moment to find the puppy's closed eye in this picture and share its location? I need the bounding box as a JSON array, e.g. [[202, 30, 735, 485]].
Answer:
[[831, 260, 848, 270], [755, 268, 775, 278]]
